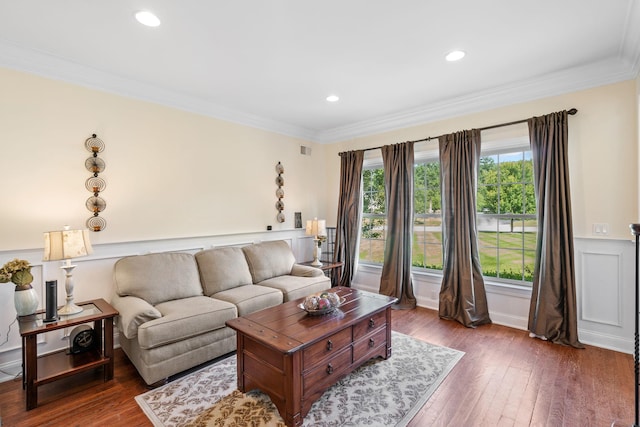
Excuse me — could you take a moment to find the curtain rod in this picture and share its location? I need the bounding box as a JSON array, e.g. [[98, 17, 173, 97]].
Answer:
[[339, 108, 578, 155]]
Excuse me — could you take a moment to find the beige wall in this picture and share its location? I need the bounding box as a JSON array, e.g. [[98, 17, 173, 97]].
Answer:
[[2, 68, 635, 249], [324, 80, 639, 240], [0, 67, 331, 251]]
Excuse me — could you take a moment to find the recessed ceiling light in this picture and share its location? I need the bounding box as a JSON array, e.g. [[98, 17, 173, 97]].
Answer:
[[445, 50, 465, 62], [135, 10, 161, 27], [326, 95, 340, 103]]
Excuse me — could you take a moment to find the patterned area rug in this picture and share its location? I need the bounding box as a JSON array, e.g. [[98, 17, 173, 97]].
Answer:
[[135, 331, 464, 427]]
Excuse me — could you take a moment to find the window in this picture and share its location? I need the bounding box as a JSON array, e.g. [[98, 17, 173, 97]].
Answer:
[[413, 160, 443, 270], [477, 149, 536, 283], [358, 125, 536, 285], [359, 167, 386, 264]]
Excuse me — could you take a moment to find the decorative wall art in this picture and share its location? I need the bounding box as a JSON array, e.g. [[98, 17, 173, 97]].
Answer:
[[84, 134, 107, 231], [276, 162, 284, 223]]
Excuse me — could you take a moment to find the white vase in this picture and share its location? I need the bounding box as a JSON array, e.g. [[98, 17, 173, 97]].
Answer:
[[14, 284, 39, 316]]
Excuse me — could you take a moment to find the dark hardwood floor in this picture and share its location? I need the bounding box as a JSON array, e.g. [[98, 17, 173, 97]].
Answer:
[[0, 306, 634, 426]]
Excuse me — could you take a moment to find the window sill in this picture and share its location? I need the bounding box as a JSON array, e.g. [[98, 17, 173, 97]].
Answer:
[[357, 263, 532, 298]]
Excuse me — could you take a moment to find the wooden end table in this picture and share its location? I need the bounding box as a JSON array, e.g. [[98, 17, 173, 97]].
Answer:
[[18, 298, 118, 410], [300, 260, 343, 286], [226, 287, 396, 426]]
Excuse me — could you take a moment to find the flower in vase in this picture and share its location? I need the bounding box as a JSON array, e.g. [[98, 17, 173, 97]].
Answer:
[[0, 258, 33, 289]]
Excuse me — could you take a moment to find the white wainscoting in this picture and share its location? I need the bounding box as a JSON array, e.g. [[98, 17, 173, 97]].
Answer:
[[574, 237, 635, 353], [0, 233, 633, 383], [0, 229, 314, 383], [352, 237, 636, 354]]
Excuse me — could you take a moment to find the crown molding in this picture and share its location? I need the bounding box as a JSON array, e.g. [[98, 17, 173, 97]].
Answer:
[[0, 39, 317, 142], [313, 58, 637, 143], [1, 38, 637, 146]]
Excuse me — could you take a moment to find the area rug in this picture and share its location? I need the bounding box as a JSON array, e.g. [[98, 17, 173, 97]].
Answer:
[[135, 331, 464, 427]]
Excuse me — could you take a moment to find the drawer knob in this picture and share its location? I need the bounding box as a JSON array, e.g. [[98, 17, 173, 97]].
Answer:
[[326, 363, 333, 375], [369, 318, 375, 328], [369, 338, 375, 348], [326, 340, 333, 351]]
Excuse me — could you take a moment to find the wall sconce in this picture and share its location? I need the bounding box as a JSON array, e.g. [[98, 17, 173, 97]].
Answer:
[[84, 134, 107, 231]]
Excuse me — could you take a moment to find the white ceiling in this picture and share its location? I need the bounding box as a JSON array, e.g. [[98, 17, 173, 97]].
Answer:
[[0, 1, 638, 143]]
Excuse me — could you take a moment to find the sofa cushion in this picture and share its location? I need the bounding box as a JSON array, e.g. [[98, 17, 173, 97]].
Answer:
[[137, 296, 237, 350], [242, 240, 296, 283], [212, 285, 283, 317], [114, 252, 203, 305], [195, 247, 254, 295], [258, 274, 331, 302]]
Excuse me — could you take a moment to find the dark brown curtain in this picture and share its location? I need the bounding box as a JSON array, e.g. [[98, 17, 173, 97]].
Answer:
[[334, 150, 364, 287], [528, 111, 583, 348], [379, 142, 416, 309], [439, 130, 491, 327]]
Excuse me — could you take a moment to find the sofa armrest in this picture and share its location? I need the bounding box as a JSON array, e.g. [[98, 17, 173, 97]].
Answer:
[[290, 264, 324, 277], [111, 293, 161, 340]]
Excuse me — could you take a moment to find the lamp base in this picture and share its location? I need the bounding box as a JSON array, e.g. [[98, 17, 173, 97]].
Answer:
[[58, 303, 83, 316], [311, 238, 323, 267]]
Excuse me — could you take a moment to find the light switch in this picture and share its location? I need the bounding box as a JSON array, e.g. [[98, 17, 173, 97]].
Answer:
[[592, 223, 609, 235]]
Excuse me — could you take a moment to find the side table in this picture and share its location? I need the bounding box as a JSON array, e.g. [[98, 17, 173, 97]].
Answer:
[[301, 260, 344, 286], [18, 298, 118, 410]]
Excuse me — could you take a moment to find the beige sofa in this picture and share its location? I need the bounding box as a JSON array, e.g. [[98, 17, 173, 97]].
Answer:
[[111, 240, 330, 385]]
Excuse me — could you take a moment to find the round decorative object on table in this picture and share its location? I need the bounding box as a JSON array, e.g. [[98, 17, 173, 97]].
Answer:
[[14, 284, 39, 317], [299, 292, 345, 315]]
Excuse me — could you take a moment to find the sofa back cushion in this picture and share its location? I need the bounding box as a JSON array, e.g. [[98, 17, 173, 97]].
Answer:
[[114, 252, 203, 305], [242, 240, 296, 283], [195, 246, 253, 295]]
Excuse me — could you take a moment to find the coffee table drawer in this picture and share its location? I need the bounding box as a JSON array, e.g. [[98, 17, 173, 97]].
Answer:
[[303, 327, 351, 369], [353, 327, 387, 362], [353, 309, 386, 341], [303, 346, 352, 397]]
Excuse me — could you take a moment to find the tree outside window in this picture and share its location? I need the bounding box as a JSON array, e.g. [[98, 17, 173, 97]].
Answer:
[[477, 151, 536, 283], [358, 147, 536, 285]]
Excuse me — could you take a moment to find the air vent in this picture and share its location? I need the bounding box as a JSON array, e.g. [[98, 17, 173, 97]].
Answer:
[[300, 146, 312, 156]]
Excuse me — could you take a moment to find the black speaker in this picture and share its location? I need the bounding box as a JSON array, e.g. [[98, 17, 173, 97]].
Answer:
[[44, 280, 58, 322]]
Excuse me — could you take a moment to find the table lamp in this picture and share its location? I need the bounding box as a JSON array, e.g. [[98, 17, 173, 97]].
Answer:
[[43, 226, 93, 315], [306, 218, 326, 267]]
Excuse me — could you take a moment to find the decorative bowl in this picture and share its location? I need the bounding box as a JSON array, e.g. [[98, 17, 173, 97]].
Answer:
[[298, 292, 345, 316]]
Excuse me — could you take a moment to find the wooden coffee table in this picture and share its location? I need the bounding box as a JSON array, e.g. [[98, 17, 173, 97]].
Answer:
[[226, 287, 397, 427]]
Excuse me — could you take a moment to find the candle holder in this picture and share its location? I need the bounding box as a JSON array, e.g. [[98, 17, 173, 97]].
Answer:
[[84, 134, 107, 231]]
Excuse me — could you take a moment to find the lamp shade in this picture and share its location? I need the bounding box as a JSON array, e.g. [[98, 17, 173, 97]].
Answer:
[[43, 229, 93, 261], [305, 218, 326, 237]]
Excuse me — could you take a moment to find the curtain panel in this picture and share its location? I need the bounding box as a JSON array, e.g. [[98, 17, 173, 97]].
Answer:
[[438, 129, 491, 327], [334, 150, 364, 287], [379, 142, 417, 309], [528, 110, 583, 348]]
